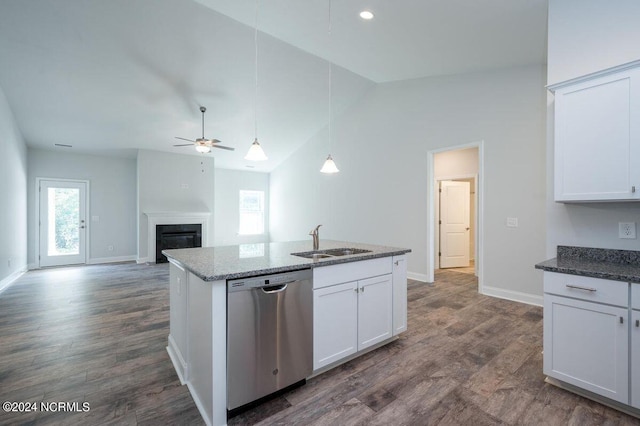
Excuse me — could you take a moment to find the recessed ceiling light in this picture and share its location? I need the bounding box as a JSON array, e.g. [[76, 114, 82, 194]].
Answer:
[[359, 10, 374, 20]]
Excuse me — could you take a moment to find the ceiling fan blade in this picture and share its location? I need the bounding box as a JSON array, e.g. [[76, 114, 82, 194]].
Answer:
[[175, 137, 195, 143], [173, 143, 194, 147], [212, 144, 235, 151], [210, 139, 222, 144]]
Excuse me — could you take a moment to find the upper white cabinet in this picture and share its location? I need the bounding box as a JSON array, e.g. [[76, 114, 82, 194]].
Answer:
[[550, 61, 640, 202]]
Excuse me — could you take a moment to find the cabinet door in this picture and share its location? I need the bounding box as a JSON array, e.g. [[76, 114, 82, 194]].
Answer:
[[554, 70, 640, 201], [544, 294, 629, 403], [358, 274, 393, 350], [168, 261, 188, 381], [632, 310, 640, 409], [313, 281, 358, 370], [392, 255, 408, 335]]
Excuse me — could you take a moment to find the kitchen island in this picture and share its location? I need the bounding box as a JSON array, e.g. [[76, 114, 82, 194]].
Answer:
[[163, 240, 411, 426]]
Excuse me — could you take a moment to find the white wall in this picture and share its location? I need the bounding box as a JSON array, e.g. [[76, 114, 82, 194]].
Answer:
[[0, 86, 27, 287], [546, 1, 640, 255], [214, 169, 269, 247], [27, 149, 137, 265], [271, 65, 547, 301], [137, 150, 215, 260]]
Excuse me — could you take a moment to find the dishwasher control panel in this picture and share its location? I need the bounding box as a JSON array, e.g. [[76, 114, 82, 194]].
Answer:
[[227, 269, 312, 292]]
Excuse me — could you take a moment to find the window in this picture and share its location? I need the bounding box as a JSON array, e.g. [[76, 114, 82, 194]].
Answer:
[[239, 190, 265, 235]]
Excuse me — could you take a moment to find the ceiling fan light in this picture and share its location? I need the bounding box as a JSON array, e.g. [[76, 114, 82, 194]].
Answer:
[[320, 154, 339, 174], [245, 138, 268, 161], [195, 144, 211, 153]]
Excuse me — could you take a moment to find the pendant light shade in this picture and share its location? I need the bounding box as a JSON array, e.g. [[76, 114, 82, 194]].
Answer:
[[320, 154, 339, 174], [245, 138, 268, 161]]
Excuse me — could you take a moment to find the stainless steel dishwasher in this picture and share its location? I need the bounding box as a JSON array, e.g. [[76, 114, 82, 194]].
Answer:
[[227, 269, 313, 413]]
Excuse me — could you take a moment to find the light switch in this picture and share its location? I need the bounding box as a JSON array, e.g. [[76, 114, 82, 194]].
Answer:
[[506, 217, 518, 228], [181, 183, 189, 189]]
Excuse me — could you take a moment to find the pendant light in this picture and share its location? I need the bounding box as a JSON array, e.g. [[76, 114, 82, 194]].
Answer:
[[321, 0, 339, 174], [245, 0, 268, 162]]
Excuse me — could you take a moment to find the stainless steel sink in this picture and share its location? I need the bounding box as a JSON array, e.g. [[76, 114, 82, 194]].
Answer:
[[291, 248, 372, 259]]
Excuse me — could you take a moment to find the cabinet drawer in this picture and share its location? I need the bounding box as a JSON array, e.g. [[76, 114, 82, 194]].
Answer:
[[313, 257, 392, 289], [633, 283, 640, 310], [544, 272, 628, 307]]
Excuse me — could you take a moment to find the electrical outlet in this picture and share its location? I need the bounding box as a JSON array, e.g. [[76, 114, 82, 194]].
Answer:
[[506, 217, 518, 228], [108, 245, 114, 251], [619, 222, 636, 239]]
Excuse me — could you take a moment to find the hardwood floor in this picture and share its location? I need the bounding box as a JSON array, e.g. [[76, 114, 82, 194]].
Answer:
[[0, 263, 638, 425]]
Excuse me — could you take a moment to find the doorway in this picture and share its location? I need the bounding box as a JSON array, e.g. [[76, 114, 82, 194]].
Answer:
[[427, 143, 483, 289], [37, 179, 89, 267]]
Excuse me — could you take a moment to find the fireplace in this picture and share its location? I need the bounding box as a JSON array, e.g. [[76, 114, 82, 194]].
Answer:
[[155, 224, 202, 263]]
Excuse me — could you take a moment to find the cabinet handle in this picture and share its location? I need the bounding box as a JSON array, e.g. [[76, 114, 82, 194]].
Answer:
[[565, 284, 597, 292], [636, 319, 639, 327], [633, 186, 636, 193], [354, 288, 359, 293], [361, 287, 365, 293], [620, 316, 624, 324]]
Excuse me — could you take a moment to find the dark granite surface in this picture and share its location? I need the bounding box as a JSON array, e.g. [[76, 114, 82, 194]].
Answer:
[[163, 240, 411, 282], [535, 245, 640, 283]]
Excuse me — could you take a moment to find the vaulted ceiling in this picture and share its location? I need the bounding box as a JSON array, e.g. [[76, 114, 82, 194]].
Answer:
[[0, 0, 547, 171]]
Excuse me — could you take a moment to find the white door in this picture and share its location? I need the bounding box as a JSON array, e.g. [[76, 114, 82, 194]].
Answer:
[[357, 274, 393, 350], [39, 180, 87, 267], [439, 180, 470, 268], [313, 281, 358, 370]]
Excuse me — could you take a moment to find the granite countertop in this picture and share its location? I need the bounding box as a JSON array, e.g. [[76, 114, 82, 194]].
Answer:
[[163, 240, 411, 282], [535, 246, 640, 283]]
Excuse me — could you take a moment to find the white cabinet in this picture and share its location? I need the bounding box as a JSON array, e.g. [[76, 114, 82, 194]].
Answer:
[[550, 61, 640, 202], [633, 284, 640, 409], [357, 275, 393, 349], [543, 272, 631, 404], [392, 254, 408, 335], [632, 309, 640, 409], [544, 293, 629, 403], [313, 257, 398, 371], [313, 281, 359, 368]]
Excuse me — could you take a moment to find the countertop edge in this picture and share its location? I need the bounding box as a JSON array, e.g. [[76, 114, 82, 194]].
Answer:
[[165, 247, 412, 282], [535, 258, 640, 283]]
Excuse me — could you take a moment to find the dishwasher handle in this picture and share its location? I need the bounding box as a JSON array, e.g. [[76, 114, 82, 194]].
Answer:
[[261, 283, 290, 294]]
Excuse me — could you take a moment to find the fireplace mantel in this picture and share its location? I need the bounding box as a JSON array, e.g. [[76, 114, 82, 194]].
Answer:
[[144, 212, 210, 264]]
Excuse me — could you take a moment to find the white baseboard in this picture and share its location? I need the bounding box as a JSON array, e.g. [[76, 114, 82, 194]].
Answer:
[[88, 255, 137, 265], [167, 335, 188, 385], [136, 257, 151, 264], [408, 271, 429, 283], [0, 266, 28, 295], [481, 285, 543, 307]]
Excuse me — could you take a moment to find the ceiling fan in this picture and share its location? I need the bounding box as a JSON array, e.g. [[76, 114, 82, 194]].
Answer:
[[174, 106, 235, 153]]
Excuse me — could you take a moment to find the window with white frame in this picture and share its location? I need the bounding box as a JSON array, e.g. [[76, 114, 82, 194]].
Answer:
[[238, 190, 265, 235]]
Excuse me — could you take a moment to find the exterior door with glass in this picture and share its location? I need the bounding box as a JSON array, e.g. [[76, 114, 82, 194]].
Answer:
[[39, 180, 87, 267]]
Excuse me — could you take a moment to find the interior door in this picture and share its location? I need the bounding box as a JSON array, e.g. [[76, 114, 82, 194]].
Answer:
[[39, 180, 87, 267], [439, 180, 470, 268]]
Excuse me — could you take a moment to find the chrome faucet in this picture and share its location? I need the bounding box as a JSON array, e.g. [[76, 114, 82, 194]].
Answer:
[[309, 225, 322, 250]]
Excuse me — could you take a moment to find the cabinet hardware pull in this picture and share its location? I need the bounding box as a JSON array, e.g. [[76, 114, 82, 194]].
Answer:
[[620, 316, 624, 324], [361, 287, 365, 293], [636, 319, 639, 327], [354, 288, 359, 293], [633, 186, 636, 193], [565, 284, 597, 292]]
